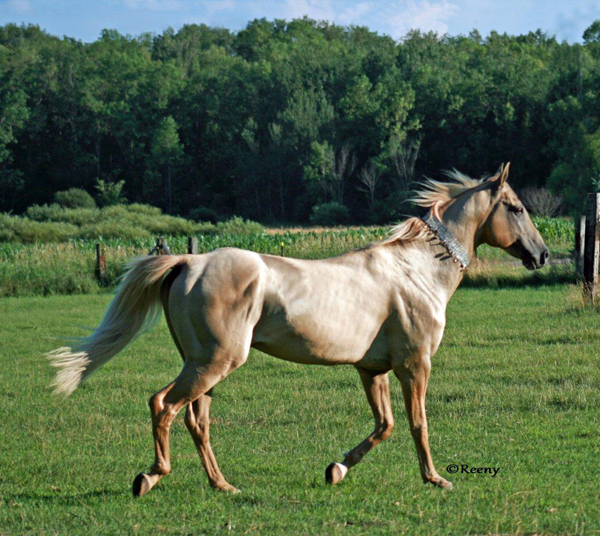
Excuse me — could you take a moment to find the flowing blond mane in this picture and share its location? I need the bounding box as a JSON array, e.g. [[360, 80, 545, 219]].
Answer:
[[381, 170, 486, 246]]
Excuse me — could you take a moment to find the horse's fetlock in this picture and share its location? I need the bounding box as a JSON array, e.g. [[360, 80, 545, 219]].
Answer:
[[380, 420, 394, 440], [151, 462, 171, 476]]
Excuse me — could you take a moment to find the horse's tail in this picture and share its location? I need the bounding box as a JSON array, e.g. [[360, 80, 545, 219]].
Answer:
[[47, 255, 189, 396]]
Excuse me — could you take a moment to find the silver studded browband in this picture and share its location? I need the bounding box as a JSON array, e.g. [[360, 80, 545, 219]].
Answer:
[[421, 211, 471, 271]]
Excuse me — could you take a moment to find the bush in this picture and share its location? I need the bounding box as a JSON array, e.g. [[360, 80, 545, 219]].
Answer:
[[193, 222, 219, 235], [216, 216, 264, 235], [95, 178, 127, 207], [0, 214, 78, 243], [2, 203, 223, 243], [367, 199, 402, 225], [54, 188, 96, 209], [100, 205, 201, 236], [126, 203, 163, 216], [78, 221, 152, 241], [189, 206, 220, 223], [520, 187, 562, 217], [25, 204, 101, 226], [309, 202, 350, 226]]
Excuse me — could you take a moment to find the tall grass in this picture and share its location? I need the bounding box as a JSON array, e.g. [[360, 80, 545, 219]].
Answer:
[[0, 223, 576, 297], [0, 229, 388, 297], [0, 205, 576, 297]]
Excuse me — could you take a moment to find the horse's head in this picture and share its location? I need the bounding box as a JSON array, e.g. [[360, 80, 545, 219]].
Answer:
[[478, 164, 550, 270]]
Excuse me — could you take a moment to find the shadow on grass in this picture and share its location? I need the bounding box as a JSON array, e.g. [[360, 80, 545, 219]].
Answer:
[[4, 489, 123, 505]]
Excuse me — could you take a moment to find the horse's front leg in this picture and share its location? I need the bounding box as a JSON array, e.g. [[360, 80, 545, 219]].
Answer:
[[325, 368, 394, 485], [394, 353, 452, 489]]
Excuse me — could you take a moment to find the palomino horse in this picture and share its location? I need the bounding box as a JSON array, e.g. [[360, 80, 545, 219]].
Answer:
[[48, 163, 549, 496]]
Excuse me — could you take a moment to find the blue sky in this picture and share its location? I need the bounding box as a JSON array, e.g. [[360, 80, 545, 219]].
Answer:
[[1, 0, 599, 43]]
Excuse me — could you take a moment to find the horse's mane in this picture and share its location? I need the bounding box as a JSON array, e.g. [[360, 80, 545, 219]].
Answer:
[[381, 170, 486, 246]]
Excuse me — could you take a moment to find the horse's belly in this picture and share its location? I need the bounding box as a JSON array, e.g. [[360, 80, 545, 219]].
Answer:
[[251, 338, 340, 365], [251, 308, 387, 366]]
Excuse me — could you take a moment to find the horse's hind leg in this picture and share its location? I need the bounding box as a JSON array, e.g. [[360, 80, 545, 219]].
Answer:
[[184, 390, 238, 492], [132, 254, 262, 497], [134, 324, 257, 495], [326, 368, 394, 485], [132, 360, 217, 497]]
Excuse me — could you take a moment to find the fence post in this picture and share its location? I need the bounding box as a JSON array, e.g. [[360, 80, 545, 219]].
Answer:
[[188, 236, 198, 255], [95, 243, 106, 281], [583, 194, 600, 304], [280, 242, 284, 257], [576, 214, 586, 274], [157, 237, 171, 255]]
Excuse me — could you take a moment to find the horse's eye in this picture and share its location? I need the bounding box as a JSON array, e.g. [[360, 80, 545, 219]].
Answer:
[[509, 206, 524, 215]]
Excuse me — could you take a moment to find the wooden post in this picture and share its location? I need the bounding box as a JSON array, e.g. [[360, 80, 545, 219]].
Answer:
[[576, 215, 586, 274], [156, 237, 171, 255], [583, 194, 600, 304], [188, 236, 198, 255], [95, 243, 106, 281]]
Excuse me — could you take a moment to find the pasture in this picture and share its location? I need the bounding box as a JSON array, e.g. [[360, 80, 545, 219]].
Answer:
[[1, 285, 598, 535]]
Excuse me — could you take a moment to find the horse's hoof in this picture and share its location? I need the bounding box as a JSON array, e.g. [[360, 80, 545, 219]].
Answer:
[[132, 472, 160, 497], [427, 476, 453, 489], [438, 478, 453, 489], [325, 462, 348, 485], [214, 482, 240, 493]]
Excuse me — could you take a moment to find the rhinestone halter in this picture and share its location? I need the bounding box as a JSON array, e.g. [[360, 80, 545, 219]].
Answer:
[[421, 211, 471, 272]]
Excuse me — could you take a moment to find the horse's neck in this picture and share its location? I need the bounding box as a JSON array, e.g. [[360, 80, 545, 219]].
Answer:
[[412, 191, 488, 302], [439, 190, 487, 260]]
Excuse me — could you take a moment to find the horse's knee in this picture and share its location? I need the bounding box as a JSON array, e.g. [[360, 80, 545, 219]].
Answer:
[[394, 352, 432, 383]]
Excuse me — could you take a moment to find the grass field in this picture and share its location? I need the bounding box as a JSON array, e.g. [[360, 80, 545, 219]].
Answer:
[[1, 285, 598, 535]]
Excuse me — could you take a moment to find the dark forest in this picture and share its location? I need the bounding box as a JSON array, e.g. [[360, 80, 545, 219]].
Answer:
[[2, 19, 600, 223]]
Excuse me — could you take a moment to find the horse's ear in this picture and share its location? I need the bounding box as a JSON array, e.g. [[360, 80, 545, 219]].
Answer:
[[491, 162, 510, 187], [499, 162, 510, 186]]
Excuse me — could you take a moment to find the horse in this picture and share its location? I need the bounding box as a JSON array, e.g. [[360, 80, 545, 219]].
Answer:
[[48, 163, 549, 497]]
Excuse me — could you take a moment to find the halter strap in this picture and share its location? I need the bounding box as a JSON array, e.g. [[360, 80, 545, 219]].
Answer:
[[421, 211, 471, 272]]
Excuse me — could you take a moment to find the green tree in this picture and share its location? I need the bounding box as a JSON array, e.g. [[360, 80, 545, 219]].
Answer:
[[95, 178, 127, 207], [151, 116, 183, 213]]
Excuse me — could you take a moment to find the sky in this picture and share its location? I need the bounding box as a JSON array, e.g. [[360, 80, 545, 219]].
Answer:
[[1, 0, 599, 43]]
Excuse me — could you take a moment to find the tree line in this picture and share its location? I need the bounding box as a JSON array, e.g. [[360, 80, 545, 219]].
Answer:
[[1, 19, 600, 223]]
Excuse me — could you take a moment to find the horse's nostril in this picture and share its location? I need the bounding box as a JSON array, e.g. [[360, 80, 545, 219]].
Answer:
[[541, 249, 550, 265]]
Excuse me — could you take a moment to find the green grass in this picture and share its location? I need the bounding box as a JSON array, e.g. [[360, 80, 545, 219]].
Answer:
[[0, 286, 598, 535]]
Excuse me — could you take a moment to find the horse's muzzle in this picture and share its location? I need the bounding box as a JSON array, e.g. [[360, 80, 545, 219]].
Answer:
[[523, 247, 550, 270], [507, 240, 550, 270]]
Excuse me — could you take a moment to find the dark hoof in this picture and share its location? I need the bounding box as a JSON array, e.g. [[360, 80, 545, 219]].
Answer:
[[325, 462, 347, 485], [132, 472, 156, 497], [132, 473, 145, 497]]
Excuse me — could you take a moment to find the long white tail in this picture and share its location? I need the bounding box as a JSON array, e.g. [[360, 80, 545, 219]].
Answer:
[[47, 255, 188, 396]]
